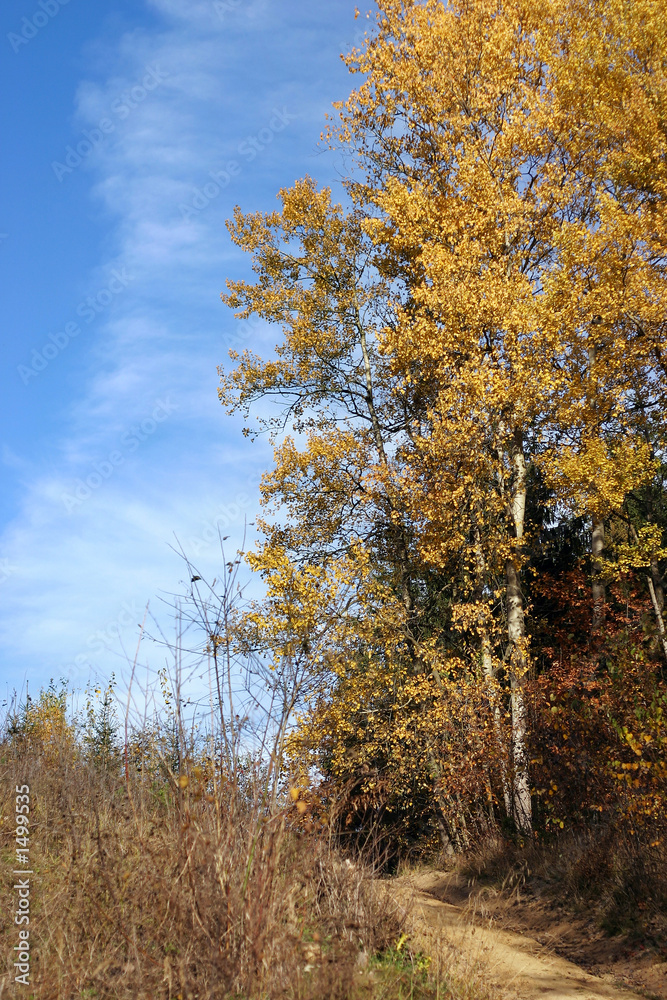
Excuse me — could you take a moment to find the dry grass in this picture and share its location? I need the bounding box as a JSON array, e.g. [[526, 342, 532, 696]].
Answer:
[[1, 741, 383, 998], [0, 729, 494, 999], [0, 557, 494, 1000], [457, 825, 667, 945]]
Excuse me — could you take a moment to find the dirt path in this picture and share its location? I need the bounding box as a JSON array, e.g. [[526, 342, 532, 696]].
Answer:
[[392, 871, 659, 1000]]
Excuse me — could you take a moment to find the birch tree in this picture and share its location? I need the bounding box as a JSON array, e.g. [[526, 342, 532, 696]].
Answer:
[[219, 0, 667, 842], [329, 0, 667, 832]]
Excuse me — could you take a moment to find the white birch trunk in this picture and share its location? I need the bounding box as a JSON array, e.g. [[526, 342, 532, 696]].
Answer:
[[475, 528, 512, 817], [591, 518, 606, 633], [505, 439, 532, 835], [647, 574, 667, 662], [482, 632, 513, 818]]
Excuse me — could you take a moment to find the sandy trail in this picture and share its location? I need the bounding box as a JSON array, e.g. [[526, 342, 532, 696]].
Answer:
[[393, 872, 649, 1000]]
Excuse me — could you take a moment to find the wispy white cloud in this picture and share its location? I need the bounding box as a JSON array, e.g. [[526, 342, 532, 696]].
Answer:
[[1, 0, 359, 699]]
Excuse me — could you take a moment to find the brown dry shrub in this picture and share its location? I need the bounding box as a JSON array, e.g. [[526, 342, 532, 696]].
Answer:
[[459, 824, 667, 942], [0, 731, 406, 1000]]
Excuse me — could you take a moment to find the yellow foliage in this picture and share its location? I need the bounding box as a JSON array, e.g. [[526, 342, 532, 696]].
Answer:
[[12, 684, 76, 763], [546, 438, 657, 519], [218, 0, 667, 839]]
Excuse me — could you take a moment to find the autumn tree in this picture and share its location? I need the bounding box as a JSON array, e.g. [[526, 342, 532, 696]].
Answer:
[[330, 0, 667, 831], [219, 0, 667, 845], [219, 178, 417, 723], [219, 179, 504, 849]]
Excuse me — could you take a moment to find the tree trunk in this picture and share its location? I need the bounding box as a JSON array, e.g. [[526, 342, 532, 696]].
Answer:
[[356, 308, 415, 622], [629, 530, 666, 661], [505, 555, 532, 834], [651, 557, 665, 611], [647, 570, 667, 662], [481, 632, 512, 817], [591, 518, 606, 633], [505, 436, 532, 835], [426, 747, 461, 853], [474, 527, 512, 818]]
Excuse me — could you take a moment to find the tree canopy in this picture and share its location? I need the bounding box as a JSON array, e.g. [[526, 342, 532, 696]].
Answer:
[[219, 0, 667, 852]]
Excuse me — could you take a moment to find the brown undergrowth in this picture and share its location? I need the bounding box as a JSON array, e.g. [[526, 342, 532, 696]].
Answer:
[[458, 829, 667, 945], [0, 721, 493, 1000], [1, 739, 385, 998], [421, 830, 667, 998]]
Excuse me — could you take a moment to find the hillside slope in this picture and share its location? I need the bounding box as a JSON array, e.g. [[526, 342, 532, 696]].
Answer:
[[393, 870, 665, 1000]]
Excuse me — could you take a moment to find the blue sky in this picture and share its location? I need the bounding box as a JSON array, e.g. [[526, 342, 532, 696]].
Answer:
[[1, 0, 368, 703]]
